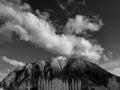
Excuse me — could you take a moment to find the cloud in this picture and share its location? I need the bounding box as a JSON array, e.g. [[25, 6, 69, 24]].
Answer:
[[108, 67, 120, 76], [1, 56, 25, 67], [65, 15, 103, 34], [100, 59, 120, 76], [101, 60, 120, 70], [0, 1, 104, 62], [0, 88, 4, 90]]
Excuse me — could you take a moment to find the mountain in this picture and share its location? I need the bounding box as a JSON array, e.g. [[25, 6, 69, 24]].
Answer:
[[0, 56, 120, 90]]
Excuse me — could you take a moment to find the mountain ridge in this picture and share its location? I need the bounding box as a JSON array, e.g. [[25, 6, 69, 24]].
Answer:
[[0, 56, 120, 90]]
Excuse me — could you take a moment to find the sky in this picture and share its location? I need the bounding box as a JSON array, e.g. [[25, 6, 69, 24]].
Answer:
[[0, 0, 120, 81]]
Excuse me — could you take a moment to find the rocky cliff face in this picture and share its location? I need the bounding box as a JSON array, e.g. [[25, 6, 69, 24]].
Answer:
[[0, 56, 120, 90]]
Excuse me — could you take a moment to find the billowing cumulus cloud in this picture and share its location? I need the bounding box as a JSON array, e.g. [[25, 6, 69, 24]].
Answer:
[[1, 56, 25, 67], [0, 1, 104, 62], [65, 15, 103, 34]]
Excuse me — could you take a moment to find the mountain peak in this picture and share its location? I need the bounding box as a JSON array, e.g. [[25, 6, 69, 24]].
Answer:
[[50, 55, 68, 71], [0, 56, 119, 90]]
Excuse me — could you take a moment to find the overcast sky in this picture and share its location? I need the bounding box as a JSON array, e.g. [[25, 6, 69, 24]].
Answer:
[[0, 0, 120, 81]]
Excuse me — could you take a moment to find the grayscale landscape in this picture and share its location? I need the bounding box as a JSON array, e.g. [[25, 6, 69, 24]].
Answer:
[[0, 0, 120, 90]]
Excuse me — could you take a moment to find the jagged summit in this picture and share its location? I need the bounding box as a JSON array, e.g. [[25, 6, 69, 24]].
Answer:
[[0, 56, 120, 90]]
